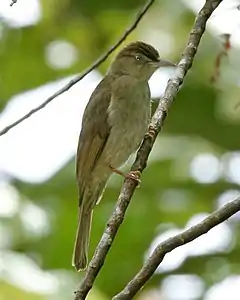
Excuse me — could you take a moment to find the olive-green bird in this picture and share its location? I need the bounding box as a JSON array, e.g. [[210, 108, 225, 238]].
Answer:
[[72, 41, 175, 271]]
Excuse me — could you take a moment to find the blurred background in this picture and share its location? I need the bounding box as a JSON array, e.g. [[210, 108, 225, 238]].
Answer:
[[0, 0, 240, 299]]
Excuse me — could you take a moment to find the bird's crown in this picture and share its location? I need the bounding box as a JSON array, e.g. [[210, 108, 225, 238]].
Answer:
[[116, 41, 160, 62]]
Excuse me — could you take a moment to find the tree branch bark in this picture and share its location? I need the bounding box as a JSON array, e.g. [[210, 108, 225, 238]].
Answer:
[[0, 0, 155, 137], [74, 0, 223, 299], [113, 196, 240, 299]]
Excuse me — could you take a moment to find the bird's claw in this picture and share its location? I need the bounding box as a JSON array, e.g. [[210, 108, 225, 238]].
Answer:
[[145, 125, 155, 139], [109, 166, 141, 187], [126, 170, 141, 186]]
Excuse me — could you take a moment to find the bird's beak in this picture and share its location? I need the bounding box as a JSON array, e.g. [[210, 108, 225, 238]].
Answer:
[[158, 59, 176, 68]]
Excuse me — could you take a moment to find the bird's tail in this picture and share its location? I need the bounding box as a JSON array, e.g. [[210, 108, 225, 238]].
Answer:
[[72, 181, 107, 271], [72, 204, 92, 271]]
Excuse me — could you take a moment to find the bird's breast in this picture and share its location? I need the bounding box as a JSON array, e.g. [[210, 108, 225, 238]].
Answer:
[[104, 84, 151, 167]]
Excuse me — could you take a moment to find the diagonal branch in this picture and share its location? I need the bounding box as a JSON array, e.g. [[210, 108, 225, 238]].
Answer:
[[73, 0, 223, 299], [113, 197, 240, 299], [0, 0, 155, 137], [10, 0, 17, 6]]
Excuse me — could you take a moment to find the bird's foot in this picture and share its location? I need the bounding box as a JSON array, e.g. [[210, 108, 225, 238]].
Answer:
[[109, 166, 141, 185], [145, 125, 156, 139], [126, 170, 141, 185]]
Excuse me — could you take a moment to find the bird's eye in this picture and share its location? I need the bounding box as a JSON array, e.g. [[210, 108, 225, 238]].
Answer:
[[135, 55, 141, 61]]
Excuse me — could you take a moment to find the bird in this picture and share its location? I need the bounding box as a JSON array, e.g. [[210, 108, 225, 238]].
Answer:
[[72, 41, 176, 271]]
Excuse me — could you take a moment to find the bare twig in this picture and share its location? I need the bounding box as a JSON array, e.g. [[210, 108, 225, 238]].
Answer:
[[113, 197, 240, 299], [0, 0, 155, 137], [210, 33, 231, 84], [10, 0, 17, 6], [73, 1, 223, 299]]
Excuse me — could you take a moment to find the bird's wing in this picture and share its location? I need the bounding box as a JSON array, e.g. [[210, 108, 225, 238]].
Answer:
[[76, 76, 112, 204]]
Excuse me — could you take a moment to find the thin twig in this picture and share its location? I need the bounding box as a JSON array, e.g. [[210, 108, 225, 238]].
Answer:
[[74, 0, 223, 299], [0, 0, 155, 137], [113, 197, 240, 299], [210, 33, 231, 84], [10, 0, 17, 6]]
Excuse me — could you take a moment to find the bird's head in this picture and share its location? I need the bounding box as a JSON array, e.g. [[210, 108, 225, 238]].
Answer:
[[110, 41, 176, 81]]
